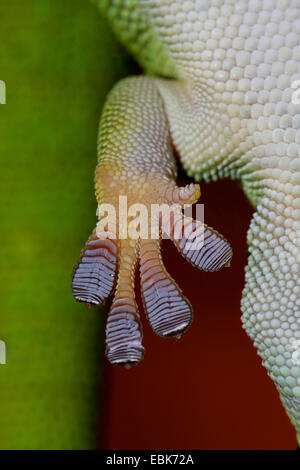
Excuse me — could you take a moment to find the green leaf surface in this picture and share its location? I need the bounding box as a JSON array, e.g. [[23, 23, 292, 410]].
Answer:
[[0, 0, 133, 449]]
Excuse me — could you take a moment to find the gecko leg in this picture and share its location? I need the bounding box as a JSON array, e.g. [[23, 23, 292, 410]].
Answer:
[[72, 76, 232, 365]]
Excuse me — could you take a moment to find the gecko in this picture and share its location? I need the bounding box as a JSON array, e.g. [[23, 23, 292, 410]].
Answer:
[[72, 0, 300, 445]]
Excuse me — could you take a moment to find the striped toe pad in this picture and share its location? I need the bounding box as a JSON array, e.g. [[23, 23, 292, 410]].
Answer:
[[72, 232, 117, 305], [106, 308, 145, 366], [170, 214, 232, 272], [140, 239, 192, 337]]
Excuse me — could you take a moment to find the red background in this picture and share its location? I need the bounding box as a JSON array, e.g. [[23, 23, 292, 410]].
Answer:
[[100, 179, 296, 450]]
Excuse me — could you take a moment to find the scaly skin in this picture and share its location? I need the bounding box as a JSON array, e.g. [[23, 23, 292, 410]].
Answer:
[[73, 0, 300, 444]]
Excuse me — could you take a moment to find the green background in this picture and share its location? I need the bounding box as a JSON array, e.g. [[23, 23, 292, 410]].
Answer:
[[0, 0, 134, 449]]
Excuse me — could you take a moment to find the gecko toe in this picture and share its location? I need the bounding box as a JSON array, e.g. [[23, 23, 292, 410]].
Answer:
[[140, 239, 193, 337], [72, 232, 118, 305]]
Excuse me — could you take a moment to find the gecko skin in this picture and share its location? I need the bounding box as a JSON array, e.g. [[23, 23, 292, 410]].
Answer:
[[72, 0, 300, 444]]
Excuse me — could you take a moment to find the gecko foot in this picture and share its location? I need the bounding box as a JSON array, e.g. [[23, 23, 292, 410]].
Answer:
[[72, 175, 232, 366]]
